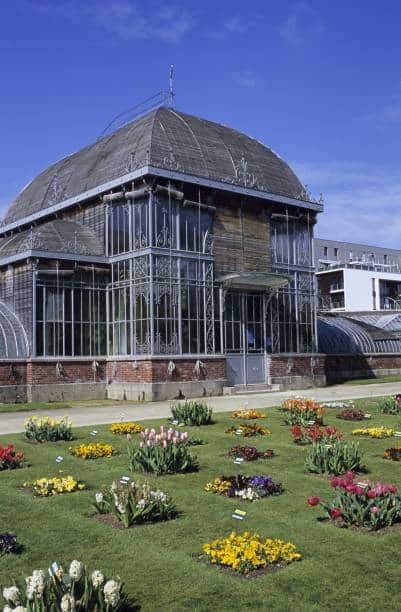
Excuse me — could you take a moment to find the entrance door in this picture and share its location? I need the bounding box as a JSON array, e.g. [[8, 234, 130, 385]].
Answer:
[[225, 293, 265, 385]]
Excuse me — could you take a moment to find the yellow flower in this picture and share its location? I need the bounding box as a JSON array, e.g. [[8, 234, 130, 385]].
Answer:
[[111, 422, 143, 435], [24, 475, 85, 496], [352, 427, 394, 439], [231, 410, 266, 420], [70, 443, 114, 459]]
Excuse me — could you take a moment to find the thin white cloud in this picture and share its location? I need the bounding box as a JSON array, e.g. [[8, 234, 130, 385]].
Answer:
[[293, 160, 401, 249], [279, 2, 324, 47], [31, 1, 195, 43], [233, 70, 258, 88]]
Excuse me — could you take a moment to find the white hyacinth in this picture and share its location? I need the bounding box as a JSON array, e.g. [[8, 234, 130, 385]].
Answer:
[[91, 570, 105, 588], [68, 560, 83, 581], [103, 580, 120, 607], [26, 570, 45, 599], [95, 492, 104, 503], [60, 593, 76, 612], [14, 608, 27, 612], [2, 586, 20, 604]]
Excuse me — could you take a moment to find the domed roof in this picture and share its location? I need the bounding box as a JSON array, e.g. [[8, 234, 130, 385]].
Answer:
[[4, 107, 306, 225]]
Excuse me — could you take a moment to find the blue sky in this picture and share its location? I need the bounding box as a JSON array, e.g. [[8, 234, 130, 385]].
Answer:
[[1, 1, 401, 247]]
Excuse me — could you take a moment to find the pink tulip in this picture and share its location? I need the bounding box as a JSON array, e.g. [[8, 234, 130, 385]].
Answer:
[[388, 484, 397, 494], [355, 486, 364, 496], [127, 433, 132, 442], [139, 441, 143, 448], [163, 440, 167, 448], [371, 506, 379, 514], [367, 490, 376, 499]]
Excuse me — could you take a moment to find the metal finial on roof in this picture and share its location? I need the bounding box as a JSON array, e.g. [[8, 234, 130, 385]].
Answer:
[[169, 65, 175, 108]]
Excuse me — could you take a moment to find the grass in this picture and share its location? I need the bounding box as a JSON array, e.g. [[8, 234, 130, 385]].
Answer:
[[1, 397, 401, 611], [0, 399, 142, 413], [340, 374, 401, 385]]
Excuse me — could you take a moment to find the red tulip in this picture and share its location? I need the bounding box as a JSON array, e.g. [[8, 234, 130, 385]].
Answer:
[[330, 508, 342, 519], [307, 496, 320, 506], [330, 477, 339, 488], [367, 490, 376, 499], [355, 486, 364, 496], [388, 484, 397, 494]]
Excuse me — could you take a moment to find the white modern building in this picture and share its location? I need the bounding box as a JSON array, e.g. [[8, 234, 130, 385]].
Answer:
[[314, 239, 401, 312]]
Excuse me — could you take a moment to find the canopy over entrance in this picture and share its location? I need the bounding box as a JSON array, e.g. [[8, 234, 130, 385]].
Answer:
[[218, 271, 289, 291]]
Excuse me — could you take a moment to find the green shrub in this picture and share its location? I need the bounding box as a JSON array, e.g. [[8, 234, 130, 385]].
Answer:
[[377, 395, 401, 415], [94, 480, 177, 527], [305, 439, 364, 475], [171, 400, 213, 425], [128, 426, 198, 475]]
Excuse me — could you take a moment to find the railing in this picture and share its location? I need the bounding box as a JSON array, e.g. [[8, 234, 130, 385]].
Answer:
[[381, 297, 401, 311]]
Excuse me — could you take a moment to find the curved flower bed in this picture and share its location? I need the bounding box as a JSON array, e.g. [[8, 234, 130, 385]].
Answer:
[[307, 471, 401, 530], [231, 409, 266, 420], [336, 409, 367, 421], [70, 443, 114, 459], [111, 421, 143, 435], [226, 423, 271, 437], [351, 427, 394, 439], [23, 476, 86, 496], [24, 415, 73, 442], [383, 447, 401, 461], [228, 446, 274, 461], [0, 444, 25, 470], [280, 398, 325, 426], [1, 560, 125, 610], [205, 475, 283, 501], [291, 425, 342, 445], [202, 531, 301, 574]]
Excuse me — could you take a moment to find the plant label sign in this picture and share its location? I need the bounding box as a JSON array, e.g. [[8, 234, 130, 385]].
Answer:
[[232, 509, 246, 520], [307, 421, 315, 426], [91, 430, 98, 436], [48, 561, 60, 577], [171, 420, 179, 425], [364, 414, 371, 419], [394, 432, 401, 438], [56, 456, 64, 463], [357, 482, 368, 488], [235, 429, 243, 435], [120, 476, 130, 484]]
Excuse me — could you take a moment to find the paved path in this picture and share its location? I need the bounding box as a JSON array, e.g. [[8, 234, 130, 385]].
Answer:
[[1, 381, 401, 435]]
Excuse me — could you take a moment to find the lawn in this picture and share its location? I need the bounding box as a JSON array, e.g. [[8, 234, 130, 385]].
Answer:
[[0, 398, 142, 413], [1, 397, 401, 611]]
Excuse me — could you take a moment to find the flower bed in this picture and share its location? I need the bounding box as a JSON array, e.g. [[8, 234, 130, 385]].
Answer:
[[1, 560, 125, 610], [0, 533, 20, 555], [171, 400, 213, 425], [228, 446, 274, 461], [280, 398, 325, 426], [336, 409, 367, 421], [383, 447, 401, 461], [205, 475, 283, 501], [291, 425, 343, 445], [201, 531, 301, 574], [111, 421, 143, 435], [231, 409, 266, 419], [305, 439, 364, 475], [307, 471, 401, 530], [226, 423, 271, 437], [24, 415, 73, 442], [128, 426, 198, 475], [70, 443, 115, 459], [378, 394, 401, 415], [94, 480, 177, 527], [0, 444, 25, 470], [23, 475, 86, 496], [351, 427, 394, 439]]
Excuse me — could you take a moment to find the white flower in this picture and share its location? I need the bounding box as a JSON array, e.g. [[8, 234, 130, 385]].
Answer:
[[136, 499, 147, 510], [91, 570, 104, 588], [3, 606, 13, 612], [115, 503, 126, 513], [3, 586, 20, 604], [26, 570, 45, 599], [69, 560, 83, 581], [61, 594, 76, 612], [103, 580, 120, 607], [95, 492, 103, 503], [14, 608, 27, 612]]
